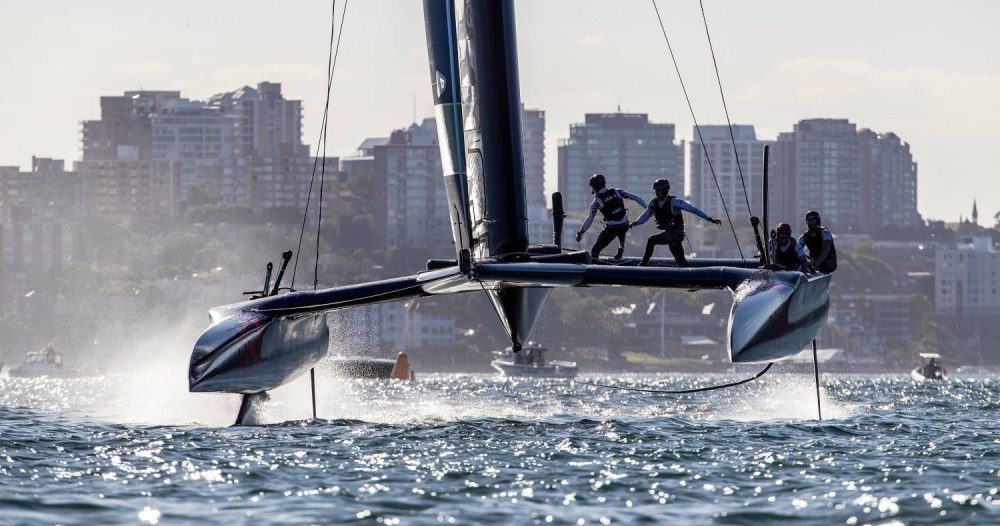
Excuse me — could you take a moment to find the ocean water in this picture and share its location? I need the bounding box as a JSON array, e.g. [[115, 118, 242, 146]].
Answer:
[[1, 363, 997, 525]]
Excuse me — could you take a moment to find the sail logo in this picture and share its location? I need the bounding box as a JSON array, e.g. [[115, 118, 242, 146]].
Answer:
[[436, 71, 447, 98]]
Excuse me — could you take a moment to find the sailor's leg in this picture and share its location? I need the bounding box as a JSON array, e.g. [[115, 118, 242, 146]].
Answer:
[[613, 225, 628, 261], [640, 231, 670, 266], [590, 227, 615, 259], [817, 257, 837, 274], [666, 229, 689, 267], [668, 243, 689, 267]]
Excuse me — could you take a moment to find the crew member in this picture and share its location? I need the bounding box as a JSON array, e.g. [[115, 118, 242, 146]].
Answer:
[[575, 173, 647, 261], [798, 210, 837, 273], [771, 222, 805, 271], [630, 178, 721, 267]]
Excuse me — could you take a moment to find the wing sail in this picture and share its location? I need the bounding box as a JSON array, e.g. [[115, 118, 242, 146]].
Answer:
[[423, 0, 473, 258], [423, 0, 529, 258]]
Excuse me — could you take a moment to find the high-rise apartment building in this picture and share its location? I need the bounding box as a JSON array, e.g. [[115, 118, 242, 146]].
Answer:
[[557, 112, 683, 217], [858, 129, 920, 230], [689, 125, 770, 222], [0, 158, 83, 274], [521, 106, 552, 244], [521, 106, 546, 211], [76, 83, 313, 218], [77, 91, 185, 218], [771, 119, 862, 231], [81, 91, 182, 161], [209, 82, 306, 159], [357, 109, 547, 252], [150, 98, 244, 206], [770, 119, 920, 234], [372, 121, 451, 254], [935, 237, 1000, 317], [73, 158, 180, 218]]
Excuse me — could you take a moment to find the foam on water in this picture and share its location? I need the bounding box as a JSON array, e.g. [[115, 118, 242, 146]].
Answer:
[[710, 373, 863, 422]]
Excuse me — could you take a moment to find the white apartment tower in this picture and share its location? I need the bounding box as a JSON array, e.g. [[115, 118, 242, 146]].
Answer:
[[688, 125, 770, 222], [521, 106, 550, 244], [558, 113, 684, 217], [935, 237, 1000, 317]]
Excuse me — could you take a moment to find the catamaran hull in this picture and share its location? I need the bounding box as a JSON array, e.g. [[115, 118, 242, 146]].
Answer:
[[189, 311, 328, 393], [188, 267, 474, 393], [727, 272, 831, 363]]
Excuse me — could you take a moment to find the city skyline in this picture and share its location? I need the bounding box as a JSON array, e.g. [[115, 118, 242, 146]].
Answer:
[[3, 1, 998, 223]]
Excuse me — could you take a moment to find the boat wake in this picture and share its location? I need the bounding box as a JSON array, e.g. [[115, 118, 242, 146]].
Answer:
[[708, 373, 862, 422]]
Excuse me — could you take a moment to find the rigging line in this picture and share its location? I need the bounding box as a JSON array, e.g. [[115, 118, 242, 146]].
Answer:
[[650, 0, 744, 262], [577, 362, 772, 394], [292, 0, 342, 289], [698, 0, 752, 220], [314, 0, 350, 289]]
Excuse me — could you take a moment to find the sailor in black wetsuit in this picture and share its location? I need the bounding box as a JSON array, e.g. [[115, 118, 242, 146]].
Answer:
[[770, 222, 806, 271], [575, 173, 648, 261], [798, 210, 837, 274], [630, 178, 721, 267]]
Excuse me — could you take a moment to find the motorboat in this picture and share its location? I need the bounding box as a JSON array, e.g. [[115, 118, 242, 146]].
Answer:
[[911, 352, 948, 381], [7, 343, 80, 378], [491, 342, 577, 378]]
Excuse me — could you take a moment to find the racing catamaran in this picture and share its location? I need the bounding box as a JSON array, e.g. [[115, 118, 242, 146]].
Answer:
[[188, 0, 831, 423]]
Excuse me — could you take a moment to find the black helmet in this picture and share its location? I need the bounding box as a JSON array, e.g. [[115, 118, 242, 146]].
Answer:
[[588, 173, 606, 189], [776, 222, 792, 238], [804, 210, 821, 223], [652, 178, 670, 192]]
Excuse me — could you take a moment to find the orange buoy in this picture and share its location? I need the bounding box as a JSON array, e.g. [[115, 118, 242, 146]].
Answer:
[[390, 352, 412, 380]]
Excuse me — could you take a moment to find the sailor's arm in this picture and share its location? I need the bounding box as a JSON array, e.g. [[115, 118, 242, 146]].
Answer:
[[577, 201, 599, 240], [796, 236, 811, 270], [630, 202, 655, 227], [673, 198, 722, 225], [814, 237, 833, 267], [619, 189, 648, 209]]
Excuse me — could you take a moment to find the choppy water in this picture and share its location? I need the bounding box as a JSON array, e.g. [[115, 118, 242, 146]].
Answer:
[[1, 363, 998, 525]]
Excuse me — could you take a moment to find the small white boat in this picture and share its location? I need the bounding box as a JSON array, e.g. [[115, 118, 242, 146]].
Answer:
[[8, 344, 81, 378], [911, 352, 948, 381], [491, 342, 577, 378]]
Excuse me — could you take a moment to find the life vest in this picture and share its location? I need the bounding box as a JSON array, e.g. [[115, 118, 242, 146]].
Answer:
[[653, 195, 684, 230], [773, 240, 799, 270], [597, 188, 626, 222], [801, 226, 837, 261]]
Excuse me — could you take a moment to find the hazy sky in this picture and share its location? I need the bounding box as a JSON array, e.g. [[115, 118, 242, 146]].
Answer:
[[2, 0, 998, 223]]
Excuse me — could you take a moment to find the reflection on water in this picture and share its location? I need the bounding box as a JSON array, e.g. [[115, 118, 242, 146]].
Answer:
[[1, 368, 998, 525]]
